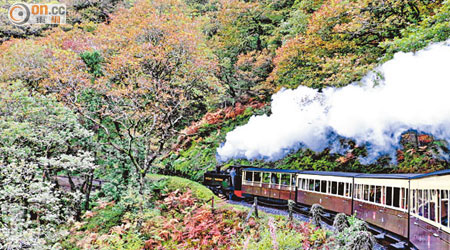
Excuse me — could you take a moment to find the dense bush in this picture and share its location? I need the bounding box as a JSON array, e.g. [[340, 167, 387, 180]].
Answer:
[[0, 162, 78, 249], [160, 102, 268, 180], [64, 174, 342, 250], [245, 217, 328, 250], [383, 0, 450, 58], [327, 214, 375, 250], [0, 0, 130, 43], [0, 82, 97, 248], [269, 0, 442, 89], [63, 175, 245, 249]]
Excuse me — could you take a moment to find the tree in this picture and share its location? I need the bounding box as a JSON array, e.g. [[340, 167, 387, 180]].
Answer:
[[0, 161, 79, 249], [382, 0, 450, 58], [0, 81, 97, 248], [0, 0, 127, 43], [207, 0, 279, 102], [269, 0, 443, 89], [38, 0, 220, 194], [0, 80, 98, 213]]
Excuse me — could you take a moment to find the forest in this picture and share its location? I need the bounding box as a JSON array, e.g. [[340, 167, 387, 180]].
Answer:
[[1, 0, 450, 249]]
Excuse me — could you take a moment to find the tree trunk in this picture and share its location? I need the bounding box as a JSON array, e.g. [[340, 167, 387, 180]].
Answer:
[[139, 171, 145, 195], [84, 170, 94, 211], [67, 174, 76, 192], [122, 163, 130, 186]]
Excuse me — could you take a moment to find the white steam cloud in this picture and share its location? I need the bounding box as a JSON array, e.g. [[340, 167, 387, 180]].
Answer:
[[217, 39, 450, 163]]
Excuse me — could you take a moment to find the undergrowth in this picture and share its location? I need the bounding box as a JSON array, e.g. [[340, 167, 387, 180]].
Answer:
[[61, 174, 355, 250]]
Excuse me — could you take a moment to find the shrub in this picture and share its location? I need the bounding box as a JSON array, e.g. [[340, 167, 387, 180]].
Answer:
[[0, 161, 80, 249], [80, 205, 125, 234], [333, 213, 349, 232], [327, 213, 375, 250], [80, 50, 104, 78], [347, 231, 375, 250], [310, 204, 324, 228], [246, 219, 305, 250]]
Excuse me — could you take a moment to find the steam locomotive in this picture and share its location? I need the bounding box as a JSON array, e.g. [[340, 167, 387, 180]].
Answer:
[[203, 166, 450, 249], [203, 165, 243, 200]]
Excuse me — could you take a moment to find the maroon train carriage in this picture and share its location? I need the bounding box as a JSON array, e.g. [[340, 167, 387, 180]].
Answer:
[[236, 167, 450, 249], [295, 171, 359, 215], [241, 168, 297, 201], [409, 170, 450, 250], [353, 173, 417, 240]]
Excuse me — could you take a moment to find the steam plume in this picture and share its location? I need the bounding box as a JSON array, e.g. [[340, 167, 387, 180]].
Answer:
[[217, 40, 450, 163]]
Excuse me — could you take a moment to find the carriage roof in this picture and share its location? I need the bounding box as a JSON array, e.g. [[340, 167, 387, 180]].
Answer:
[[242, 167, 450, 180], [243, 168, 300, 174]]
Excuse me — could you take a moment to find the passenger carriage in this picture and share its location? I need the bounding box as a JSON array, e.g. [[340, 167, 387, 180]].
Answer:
[[353, 173, 417, 238], [241, 168, 297, 200], [216, 166, 450, 249], [409, 169, 450, 249], [296, 171, 358, 215]]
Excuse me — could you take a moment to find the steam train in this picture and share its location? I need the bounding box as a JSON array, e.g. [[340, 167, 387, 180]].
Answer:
[[204, 166, 450, 249]]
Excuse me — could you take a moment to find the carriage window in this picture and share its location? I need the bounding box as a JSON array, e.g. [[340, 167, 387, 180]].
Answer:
[[424, 190, 430, 219], [418, 190, 424, 217], [338, 182, 344, 196], [254, 172, 261, 182], [369, 185, 375, 202], [412, 190, 416, 214], [441, 190, 448, 227], [331, 181, 338, 195], [245, 172, 253, 182], [386, 187, 393, 206], [281, 174, 290, 186], [314, 180, 320, 192], [271, 174, 279, 184], [430, 189, 437, 222], [393, 187, 400, 208], [356, 184, 361, 199], [359, 184, 363, 199], [320, 180, 327, 193], [345, 183, 352, 197], [263, 173, 270, 183], [307, 179, 313, 191], [302, 179, 308, 190], [375, 186, 382, 204], [401, 188, 408, 209], [363, 185, 369, 201]]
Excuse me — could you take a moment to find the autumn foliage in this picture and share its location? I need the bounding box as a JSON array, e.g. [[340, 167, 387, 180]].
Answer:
[[1, 0, 450, 248], [143, 189, 245, 249], [65, 180, 249, 250], [182, 100, 265, 136], [66, 179, 333, 250], [269, 0, 442, 89]]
